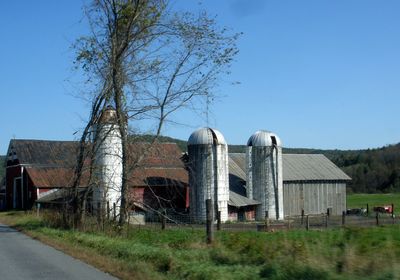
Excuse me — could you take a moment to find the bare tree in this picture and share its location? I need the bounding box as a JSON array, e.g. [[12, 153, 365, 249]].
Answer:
[[72, 0, 239, 225]]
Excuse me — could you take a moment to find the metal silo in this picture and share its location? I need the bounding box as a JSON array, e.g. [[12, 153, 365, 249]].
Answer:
[[247, 130, 284, 220], [188, 128, 229, 223], [93, 106, 123, 214]]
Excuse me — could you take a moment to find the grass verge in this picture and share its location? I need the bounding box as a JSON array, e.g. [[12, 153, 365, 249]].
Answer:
[[1, 211, 400, 279]]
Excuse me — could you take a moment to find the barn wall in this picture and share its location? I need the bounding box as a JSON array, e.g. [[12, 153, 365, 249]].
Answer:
[[129, 185, 188, 211], [283, 181, 346, 216], [6, 165, 38, 210], [5, 165, 21, 209]]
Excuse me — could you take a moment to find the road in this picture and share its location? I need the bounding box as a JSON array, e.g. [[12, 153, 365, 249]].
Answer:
[[0, 223, 118, 280]]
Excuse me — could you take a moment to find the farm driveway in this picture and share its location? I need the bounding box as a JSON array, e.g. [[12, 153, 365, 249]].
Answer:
[[0, 223, 118, 280]]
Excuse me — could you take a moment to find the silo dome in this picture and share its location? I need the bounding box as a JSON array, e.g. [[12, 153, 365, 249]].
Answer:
[[98, 106, 118, 124], [247, 130, 282, 147], [188, 127, 227, 146]]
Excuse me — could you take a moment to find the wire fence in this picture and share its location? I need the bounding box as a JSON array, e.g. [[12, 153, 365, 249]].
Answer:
[[36, 202, 400, 235], [130, 212, 399, 232]]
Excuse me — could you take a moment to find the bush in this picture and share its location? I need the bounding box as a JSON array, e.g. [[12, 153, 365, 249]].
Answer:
[[260, 264, 330, 280]]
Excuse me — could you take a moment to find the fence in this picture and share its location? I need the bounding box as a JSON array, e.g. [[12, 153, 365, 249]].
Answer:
[[35, 201, 400, 238]]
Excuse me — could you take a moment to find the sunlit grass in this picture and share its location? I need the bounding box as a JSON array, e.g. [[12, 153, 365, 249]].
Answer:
[[1, 211, 400, 279], [347, 193, 400, 214]]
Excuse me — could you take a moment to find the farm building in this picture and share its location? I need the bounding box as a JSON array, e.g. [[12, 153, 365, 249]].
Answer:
[[3, 113, 350, 220], [226, 153, 350, 217], [4, 139, 188, 212], [4, 137, 350, 219], [186, 128, 350, 222]]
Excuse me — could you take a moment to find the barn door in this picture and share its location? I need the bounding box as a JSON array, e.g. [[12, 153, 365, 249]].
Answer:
[[13, 178, 22, 209]]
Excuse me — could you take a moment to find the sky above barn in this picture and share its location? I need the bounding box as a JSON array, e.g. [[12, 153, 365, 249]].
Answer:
[[1, 0, 399, 154]]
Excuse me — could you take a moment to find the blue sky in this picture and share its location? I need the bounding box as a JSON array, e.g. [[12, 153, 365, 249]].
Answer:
[[1, 0, 400, 154]]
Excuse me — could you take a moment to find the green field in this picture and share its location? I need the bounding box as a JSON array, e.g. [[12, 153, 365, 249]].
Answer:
[[2, 211, 400, 280], [347, 193, 400, 214]]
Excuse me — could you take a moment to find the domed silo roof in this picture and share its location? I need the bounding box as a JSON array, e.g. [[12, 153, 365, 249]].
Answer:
[[188, 127, 227, 146], [247, 130, 282, 147], [98, 106, 118, 124]]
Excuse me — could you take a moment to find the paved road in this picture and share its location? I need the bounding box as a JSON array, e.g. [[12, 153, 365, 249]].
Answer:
[[0, 223, 118, 280]]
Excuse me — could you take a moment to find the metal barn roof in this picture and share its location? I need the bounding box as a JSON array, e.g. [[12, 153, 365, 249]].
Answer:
[[8, 139, 188, 188], [228, 191, 260, 207], [228, 153, 351, 182], [283, 154, 351, 181]]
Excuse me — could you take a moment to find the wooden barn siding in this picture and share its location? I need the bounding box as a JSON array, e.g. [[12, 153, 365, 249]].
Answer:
[[283, 181, 346, 216]]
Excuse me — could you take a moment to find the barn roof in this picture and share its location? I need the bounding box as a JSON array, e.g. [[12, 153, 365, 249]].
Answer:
[[228, 191, 260, 207], [26, 167, 78, 188], [8, 139, 79, 167], [8, 139, 187, 188], [228, 153, 351, 182], [283, 154, 351, 181]]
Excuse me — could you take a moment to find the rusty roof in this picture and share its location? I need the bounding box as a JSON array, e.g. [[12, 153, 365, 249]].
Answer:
[[10, 139, 187, 188], [9, 139, 80, 167], [130, 167, 188, 187]]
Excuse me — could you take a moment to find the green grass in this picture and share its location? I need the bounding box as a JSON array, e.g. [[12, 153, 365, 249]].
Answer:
[[2, 211, 400, 279], [347, 193, 400, 214]]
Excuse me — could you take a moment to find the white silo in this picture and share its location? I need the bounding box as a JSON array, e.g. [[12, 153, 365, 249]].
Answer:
[[93, 106, 123, 215], [188, 128, 229, 223], [247, 130, 284, 220]]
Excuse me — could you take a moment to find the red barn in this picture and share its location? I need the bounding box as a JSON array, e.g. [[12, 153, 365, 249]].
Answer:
[[5, 139, 188, 212]]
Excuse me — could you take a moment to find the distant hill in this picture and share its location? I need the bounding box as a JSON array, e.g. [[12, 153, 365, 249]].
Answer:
[[129, 134, 187, 152]]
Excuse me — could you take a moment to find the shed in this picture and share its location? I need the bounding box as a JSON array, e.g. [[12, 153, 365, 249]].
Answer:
[[228, 153, 350, 217]]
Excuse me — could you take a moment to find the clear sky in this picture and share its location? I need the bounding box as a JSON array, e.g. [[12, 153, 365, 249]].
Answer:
[[1, 0, 400, 154]]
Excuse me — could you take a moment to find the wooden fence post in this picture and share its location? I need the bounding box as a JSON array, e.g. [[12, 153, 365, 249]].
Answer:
[[265, 211, 270, 231], [127, 212, 130, 237], [97, 202, 101, 225], [106, 201, 110, 219], [366, 204, 369, 216], [217, 211, 221, 231], [327, 208, 330, 217], [392, 203, 395, 219], [161, 210, 166, 230], [324, 214, 328, 228], [301, 209, 304, 225], [392, 203, 395, 224], [36, 203, 40, 217], [113, 203, 116, 221], [376, 212, 379, 226], [342, 211, 346, 226], [306, 215, 310, 231], [206, 199, 214, 244]]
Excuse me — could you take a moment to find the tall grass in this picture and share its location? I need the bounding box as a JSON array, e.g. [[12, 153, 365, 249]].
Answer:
[[1, 211, 400, 280]]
